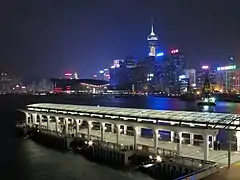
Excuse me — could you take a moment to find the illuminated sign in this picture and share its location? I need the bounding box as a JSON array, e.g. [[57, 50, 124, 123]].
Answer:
[[171, 49, 179, 54], [179, 75, 186, 80], [65, 73, 72, 76], [217, 65, 236, 71], [202, 66, 209, 69], [157, 52, 164, 57]]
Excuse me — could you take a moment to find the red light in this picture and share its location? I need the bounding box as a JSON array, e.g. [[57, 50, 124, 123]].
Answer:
[[65, 73, 72, 76]]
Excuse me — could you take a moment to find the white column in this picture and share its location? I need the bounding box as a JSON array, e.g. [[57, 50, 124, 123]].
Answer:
[[87, 121, 92, 140], [177, 132, 182, 156], [123, 125, 127, 135], [153, 129, 159, 154], [65, 118, 68, 135], [204, 134, 209, 161], [116, 124, 120, 145], [39, 114, 42, 129], [228, 130, 231, 168], [55, 116, 59, 132], [47, 115, 50, 130], [211, 136, 216, 149], [75, 119, 79, 136], [111, 124, 115, 133], [236, 131, 240, 152], [170, 131, 174, 142], [32, 113, 37, 125], [25, 112, 29, 125], [101, 122, 105, 141], [134, 127, 140, 150], [190, 133, 194, 145]]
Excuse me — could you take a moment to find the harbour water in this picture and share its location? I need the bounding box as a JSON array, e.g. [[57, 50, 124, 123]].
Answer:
[[2, 95, 240, 180]]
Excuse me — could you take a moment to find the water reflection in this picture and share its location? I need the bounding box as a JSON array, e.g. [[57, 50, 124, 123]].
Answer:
[[62, 96, 240, 114], [199, 105, 215, 112]]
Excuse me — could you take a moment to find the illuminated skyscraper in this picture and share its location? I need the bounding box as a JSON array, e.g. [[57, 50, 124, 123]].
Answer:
[[98, 69, 110, 81], [185, 69, 196, 87], [163, 49, 186, 93], [147, 19, 158, 57]]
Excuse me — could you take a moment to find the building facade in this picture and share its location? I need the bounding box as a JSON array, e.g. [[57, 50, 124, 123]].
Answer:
[[162, 50, 186, 94]]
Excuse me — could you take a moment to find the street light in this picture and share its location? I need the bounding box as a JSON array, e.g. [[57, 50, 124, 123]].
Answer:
[[156, 155, 162, 162], [85, 140, 93, 146]]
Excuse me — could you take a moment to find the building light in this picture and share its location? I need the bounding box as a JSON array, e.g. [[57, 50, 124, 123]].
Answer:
[[157, 52, 164, 57], [179, 75, 186, 80], [65, 73, 72, 76], [80, 82, 109, 88], [111, 60, 122, 68], [171, 49, 179, 54], [217, 65, 236, 71], [147, 78, 151, 81], [202, 66, 209, 70]]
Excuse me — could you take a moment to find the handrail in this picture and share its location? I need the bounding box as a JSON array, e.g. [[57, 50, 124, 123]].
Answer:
[[174, 163, 218, 180]]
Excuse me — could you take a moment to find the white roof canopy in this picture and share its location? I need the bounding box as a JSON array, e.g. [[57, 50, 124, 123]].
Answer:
[[26, 103, 240, 130]]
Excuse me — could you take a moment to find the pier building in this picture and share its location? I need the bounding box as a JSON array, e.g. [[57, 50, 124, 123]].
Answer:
[[20, 103, 240, 167]]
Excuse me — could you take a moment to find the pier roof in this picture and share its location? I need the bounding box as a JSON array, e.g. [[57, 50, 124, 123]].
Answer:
[[26, 103, 240, 130]]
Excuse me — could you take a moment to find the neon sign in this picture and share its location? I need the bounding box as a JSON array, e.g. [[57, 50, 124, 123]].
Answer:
[[202, 66, 209, 69], [65, 73, 72, 76], [171, 49, 179, 54], [217, 65, 236, 71], [157, 52, 164, 57]]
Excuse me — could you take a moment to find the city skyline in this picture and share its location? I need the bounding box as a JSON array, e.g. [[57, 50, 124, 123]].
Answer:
[[1, 1, 239, 79]]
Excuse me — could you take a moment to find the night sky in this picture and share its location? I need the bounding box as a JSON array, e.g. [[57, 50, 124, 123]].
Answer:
[[1, 0, 240, 79]]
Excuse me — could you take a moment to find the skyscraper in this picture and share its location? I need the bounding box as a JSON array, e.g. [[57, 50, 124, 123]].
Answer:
[[162, 49, 186, 94], [147, 19, 158, 57], [185, 69, 196, 87]]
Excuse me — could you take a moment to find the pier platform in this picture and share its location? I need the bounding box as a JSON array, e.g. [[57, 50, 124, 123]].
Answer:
[[78, 129, 240, 166], [19, 103, 240, 179]]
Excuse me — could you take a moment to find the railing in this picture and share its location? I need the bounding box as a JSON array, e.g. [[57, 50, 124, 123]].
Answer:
[[174, 162, 219, 180], [136, 144, 216, 169], [76, 135, 134, 152]]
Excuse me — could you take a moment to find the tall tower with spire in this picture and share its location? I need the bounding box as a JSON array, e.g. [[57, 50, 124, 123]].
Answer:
[[147, 19, 158, 56]]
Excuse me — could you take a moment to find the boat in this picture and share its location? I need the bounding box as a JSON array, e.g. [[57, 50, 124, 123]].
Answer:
[[197, 95, 216, 106]]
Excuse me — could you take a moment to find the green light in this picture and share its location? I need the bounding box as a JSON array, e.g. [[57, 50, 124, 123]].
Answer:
[[217, 65, 236, 71]]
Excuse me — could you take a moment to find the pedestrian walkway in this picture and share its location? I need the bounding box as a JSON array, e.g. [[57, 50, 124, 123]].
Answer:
[[78, 129, 240, 165]]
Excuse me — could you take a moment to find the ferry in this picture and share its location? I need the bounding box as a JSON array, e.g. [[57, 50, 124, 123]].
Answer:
[[197, 95, 216, 106]]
